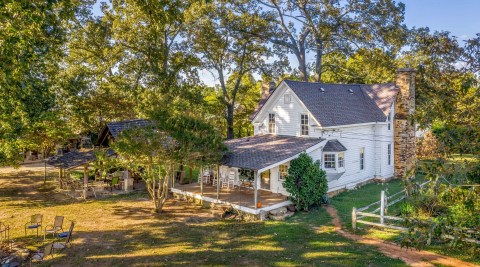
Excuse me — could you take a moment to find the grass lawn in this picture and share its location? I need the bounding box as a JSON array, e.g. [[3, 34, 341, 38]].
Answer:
[[329, 177, 480, 265], [0, 168, 407, 266]]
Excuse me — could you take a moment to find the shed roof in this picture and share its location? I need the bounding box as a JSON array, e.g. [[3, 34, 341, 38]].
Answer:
[[46, 149, 114, 170], [221, 134, 324, 171], [323, 140, 347, 152]]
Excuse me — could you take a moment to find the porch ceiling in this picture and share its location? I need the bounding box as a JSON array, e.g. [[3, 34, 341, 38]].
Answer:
[[221, 134, 324, 171]]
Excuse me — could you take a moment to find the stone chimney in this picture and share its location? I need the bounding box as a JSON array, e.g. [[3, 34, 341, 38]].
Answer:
[[394, 68, 416, 179], [261, 81, 276, 99]]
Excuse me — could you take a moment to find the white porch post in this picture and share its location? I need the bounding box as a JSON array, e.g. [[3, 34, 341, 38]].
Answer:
[[200, 166, 203, 196], [216, 165, 220, 199], [254, 171, 259, 210], [83, 165, 89, 199]]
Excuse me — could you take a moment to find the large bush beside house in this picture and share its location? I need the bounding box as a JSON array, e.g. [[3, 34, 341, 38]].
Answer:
[[283, 153, 328, 211]]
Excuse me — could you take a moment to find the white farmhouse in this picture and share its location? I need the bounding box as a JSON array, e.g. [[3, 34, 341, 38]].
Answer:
[[173, 68, 416, 214], [220, 68, 416, 195]]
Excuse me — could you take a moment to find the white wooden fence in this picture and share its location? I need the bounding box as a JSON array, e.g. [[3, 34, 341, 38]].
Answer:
[[351, 182, 480, 245]]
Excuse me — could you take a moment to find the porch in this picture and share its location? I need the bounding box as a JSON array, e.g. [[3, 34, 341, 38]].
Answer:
[[171, 182, 291, 215]]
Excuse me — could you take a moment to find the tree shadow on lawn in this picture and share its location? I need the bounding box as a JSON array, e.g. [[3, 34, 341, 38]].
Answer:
[[43, 207, 406, 267]]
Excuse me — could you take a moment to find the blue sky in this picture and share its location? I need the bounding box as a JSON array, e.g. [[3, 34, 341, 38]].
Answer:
[[401, 0, 480, 40]]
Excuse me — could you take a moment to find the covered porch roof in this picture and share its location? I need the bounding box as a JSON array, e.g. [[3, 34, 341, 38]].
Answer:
[[46, 149, 114, 170], [221, 134, 325, 171]]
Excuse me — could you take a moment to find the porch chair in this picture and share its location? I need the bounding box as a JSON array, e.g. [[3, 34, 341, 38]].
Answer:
[[220, 173, 228, 188], [25, 214, 43, 237], [227, 171, 237, 189], [202, 169, 211, 184], [53, 221, 75, 250], [30, 242, 54, 263], [44, 216, 64, 240], [212, 171, 219, 186]]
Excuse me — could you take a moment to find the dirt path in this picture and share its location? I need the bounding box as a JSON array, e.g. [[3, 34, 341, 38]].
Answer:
[[324, 206, 478, 267]]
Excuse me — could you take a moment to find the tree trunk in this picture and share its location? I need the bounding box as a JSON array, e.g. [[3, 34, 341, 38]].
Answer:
[[226, 103, 235, 139], [315, 38, 323, 82]]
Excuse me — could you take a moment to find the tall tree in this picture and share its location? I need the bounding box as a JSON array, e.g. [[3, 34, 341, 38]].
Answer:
[[257, 0, 406, 82], [187, 0, 274, 139], [0, 0, 93, 165]]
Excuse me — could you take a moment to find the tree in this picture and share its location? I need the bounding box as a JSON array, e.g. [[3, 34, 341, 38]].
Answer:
[[283, 153, 327, 211], [257, 0, 406, 82], [113, 111, 225, 213], [0, 0, 93, 165], [187, 0, 274, 139]]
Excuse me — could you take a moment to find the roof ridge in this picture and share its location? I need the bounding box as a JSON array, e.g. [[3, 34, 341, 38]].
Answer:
[[284, 79, 394, 87]]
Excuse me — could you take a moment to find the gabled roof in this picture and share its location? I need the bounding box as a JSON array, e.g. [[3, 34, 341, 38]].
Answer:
[[221, 134, 324, 170], [285, 80, 398, 127], [283, 80, 398, 127], [252, 80, 398, 127], [97, 119, 153, 146], [106, 119, 153, 139], [323, 140, 347, 152]]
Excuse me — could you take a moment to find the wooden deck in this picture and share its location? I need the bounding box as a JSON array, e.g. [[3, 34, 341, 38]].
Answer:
[[172, 183, 291, 214]]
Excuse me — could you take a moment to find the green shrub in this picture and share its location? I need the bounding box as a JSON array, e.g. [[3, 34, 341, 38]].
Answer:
[[283, 152, 328, 211]]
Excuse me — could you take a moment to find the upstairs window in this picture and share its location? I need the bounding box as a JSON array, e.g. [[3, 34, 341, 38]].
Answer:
[[279, 164, 288, 180], [360, 148, 365, 170], [284, 94, 291, 104], [268, 113, 276, 134], [324, 154, 336, 169], [338, 152, 345, 168], [300, 114, 309, 136], [387, 144, 392, 165]]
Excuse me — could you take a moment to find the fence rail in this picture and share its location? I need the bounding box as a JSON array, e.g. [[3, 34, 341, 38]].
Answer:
[[352, 182, 480, 245]]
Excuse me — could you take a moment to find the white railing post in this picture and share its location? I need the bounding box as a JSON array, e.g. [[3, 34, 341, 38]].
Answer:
[[380, 190, 385, 225], [352, 207, 357, 230]]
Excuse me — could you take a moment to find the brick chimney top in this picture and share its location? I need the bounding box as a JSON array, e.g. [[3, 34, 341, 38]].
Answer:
[[396, 68, 415, 73]]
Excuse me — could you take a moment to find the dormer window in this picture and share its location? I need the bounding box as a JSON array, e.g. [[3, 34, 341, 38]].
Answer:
[[300, 114, 309, 136], [284, 94, 291, 104], [268, 113, 276, 134]]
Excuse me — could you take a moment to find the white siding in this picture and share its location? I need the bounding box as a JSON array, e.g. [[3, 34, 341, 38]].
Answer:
[[254, 87, 316, 136]]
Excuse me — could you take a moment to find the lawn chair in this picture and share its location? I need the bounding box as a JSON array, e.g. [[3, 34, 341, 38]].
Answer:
[[25, 214, 43, 237], [53, 221, 75, 250], [30, 242, 54, 263], [44, 216, 64, 240]]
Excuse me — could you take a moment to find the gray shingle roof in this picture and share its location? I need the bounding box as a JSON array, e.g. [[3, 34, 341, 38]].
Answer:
[[46, 149, 114, 170], [323, 139, 347, 152], [221, 134, 324, 170], [278, 80, 398, 127], [106, 119, 153, 139]]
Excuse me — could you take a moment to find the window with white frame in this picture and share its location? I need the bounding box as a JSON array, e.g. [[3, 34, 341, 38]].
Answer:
[[324, 154, 336, 169], [338, 152, 345, 168], [279, 164, 288, 180], [284, 94, 291, 104], [268, 113, 276, 134], [300, 114, 309, 135], [387, 144, 392, 165], [360, 148, 365, 170]]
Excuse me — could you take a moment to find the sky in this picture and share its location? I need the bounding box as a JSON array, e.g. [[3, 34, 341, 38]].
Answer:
[[401, 0, 480, 40]]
